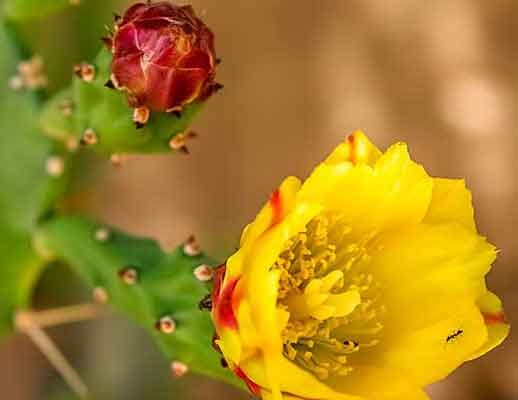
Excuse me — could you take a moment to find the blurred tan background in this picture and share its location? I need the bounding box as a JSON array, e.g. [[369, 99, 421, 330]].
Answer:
[[1, 0, 516, 399]]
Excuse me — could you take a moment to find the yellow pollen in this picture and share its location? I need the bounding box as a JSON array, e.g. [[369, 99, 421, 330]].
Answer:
[[273, 214, 384, 380]]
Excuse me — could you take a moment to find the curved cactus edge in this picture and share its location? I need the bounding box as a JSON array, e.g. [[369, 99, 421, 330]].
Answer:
[[35, 215, 242, 389], [39, 47, 206, 155]]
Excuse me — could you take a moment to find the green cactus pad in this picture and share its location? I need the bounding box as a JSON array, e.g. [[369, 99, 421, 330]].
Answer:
[[0, 21, 68, 335], [3, 0, 74, 22], [38, 216, 240, 387], [40, 49, 205, 155]]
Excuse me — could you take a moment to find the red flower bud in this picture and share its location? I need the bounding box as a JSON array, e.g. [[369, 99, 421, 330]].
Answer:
[[108, 2, 218, 113]]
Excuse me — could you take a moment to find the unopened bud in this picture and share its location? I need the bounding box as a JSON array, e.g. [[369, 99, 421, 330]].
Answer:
[[109, 2, 218, 112]]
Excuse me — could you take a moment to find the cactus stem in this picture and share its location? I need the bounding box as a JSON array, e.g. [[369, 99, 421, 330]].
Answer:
[[155, 316, 177, 334], [183, 235, 201, 256], [69, 0, 81, 6], [81, 128, 98, 145], [46, 156, 65, 177], [94, 227, 111, 242], [133, 106, 150, 128], [171, 361, 189, 377], [118, 267, 139, 285], [194, 264, 213, 282], [15, 311, 89, 399], [198, 294, 212, 311], [74, 63, 96, 83], [15, 304, 103, 329], [92, 287, 110, 304]]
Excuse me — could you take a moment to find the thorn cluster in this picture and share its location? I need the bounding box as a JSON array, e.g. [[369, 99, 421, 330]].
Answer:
[[171, 361, 189, 377], [9, 55, 48, 90], [46, 156, 65, 177], [118, 267, 138, 285], [183, 235, 201, 256], [169, 131, 198, 154], [81, 128, 98, 145], [194, 264, 213, 281], [74, 63, 96, 82], [155, 316, 177, 334]]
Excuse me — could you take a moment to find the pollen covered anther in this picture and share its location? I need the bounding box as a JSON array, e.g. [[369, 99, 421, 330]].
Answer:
[[274, 213, 383, 380]]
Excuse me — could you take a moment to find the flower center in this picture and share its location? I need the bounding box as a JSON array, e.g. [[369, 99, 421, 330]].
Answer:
[[273, 214, 384, 380]]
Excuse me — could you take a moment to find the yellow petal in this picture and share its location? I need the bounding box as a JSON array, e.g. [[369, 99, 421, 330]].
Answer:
[[324, 131, 382, 166], [376, 299, 488, 386], [241, 354, 361, 400], [366, 223, 496, 316], [299, 142, 433, 237], [424, 178, 476, 231], [240, 176, 302, 248], [326, 366, 430, 400], [468, 291, 510, 360]]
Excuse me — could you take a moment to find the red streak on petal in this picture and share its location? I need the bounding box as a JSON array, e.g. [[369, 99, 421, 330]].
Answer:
[[211, 265, 240, 330], [235, 367, 262, 396], [482, 311, 508, 325], [269, 189, 283, 227], [347, 134, 357, 164]]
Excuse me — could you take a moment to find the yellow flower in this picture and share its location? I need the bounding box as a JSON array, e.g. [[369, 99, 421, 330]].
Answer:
[[211, 131, 509, 400]]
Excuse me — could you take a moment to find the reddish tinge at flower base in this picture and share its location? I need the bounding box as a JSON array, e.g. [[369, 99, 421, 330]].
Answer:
[[107, 2, 218, 112]]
